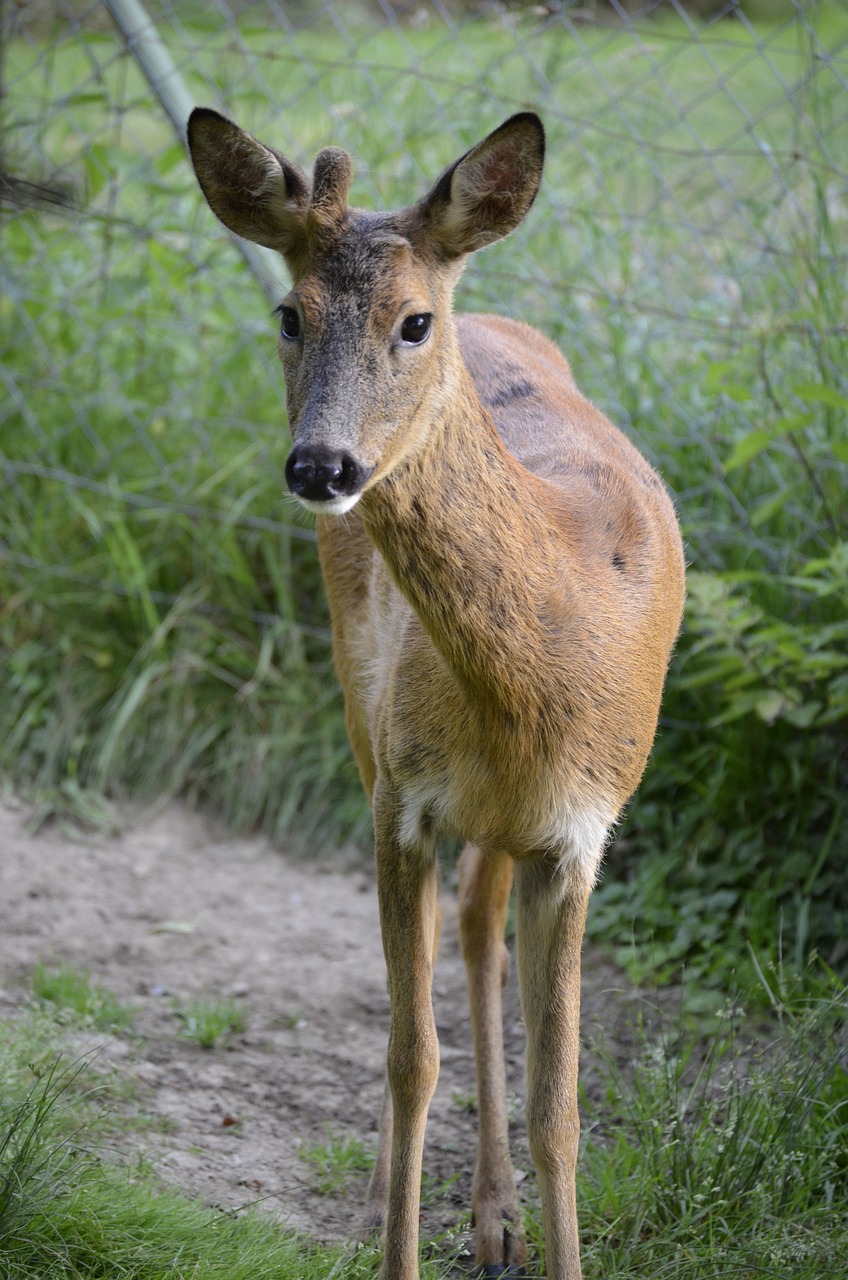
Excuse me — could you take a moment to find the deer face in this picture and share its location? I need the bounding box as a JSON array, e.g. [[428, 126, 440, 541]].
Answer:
[[276, 214, 462, 514], [187, 108, 544, 515]]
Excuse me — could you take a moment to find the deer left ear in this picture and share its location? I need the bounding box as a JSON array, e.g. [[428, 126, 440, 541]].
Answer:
[[418, 113, 545, 259]]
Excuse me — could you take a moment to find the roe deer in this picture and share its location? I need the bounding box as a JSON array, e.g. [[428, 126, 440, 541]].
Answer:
[[188, 108, 685, 1280]]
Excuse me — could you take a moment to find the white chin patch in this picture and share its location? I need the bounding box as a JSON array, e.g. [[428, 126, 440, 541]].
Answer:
[[295, 492, 362, 516]]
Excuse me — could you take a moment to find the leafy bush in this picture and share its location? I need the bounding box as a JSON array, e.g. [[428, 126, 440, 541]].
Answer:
[[585, 113, 848, 995]]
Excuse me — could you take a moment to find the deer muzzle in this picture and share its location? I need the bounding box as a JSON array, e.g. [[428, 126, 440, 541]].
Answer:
[[285, 443, 373, 513]]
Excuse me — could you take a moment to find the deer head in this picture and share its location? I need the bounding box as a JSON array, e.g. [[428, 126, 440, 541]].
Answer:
[[187, 109, 545, 515]]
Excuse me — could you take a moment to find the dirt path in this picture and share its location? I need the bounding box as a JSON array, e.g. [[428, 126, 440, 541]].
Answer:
[[0, 796, 639, 1252]]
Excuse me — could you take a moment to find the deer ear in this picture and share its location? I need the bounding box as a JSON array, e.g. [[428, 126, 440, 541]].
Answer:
[[419, 113, 545, 258], [187, 108, 310, 259]]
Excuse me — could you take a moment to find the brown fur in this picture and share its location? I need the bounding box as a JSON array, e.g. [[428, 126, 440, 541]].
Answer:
[[188, 108, 685, 1279]]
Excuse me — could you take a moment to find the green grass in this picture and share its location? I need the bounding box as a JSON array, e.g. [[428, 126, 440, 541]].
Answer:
[[301, 1127, 375, 1197], [174, 995, 248, 1049], [0, 996, 444, 1279], [0, 1056, 89, 1255], [1, 970, 845, 1278], [0, 1055, 366, 1280], [1, 1, 846, 999], [572, 988, 848, 1278], [32, 963, 135, 1033]]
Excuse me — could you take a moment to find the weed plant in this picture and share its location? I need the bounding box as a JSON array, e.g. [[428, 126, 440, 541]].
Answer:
[[1, 3, 846, 1001], [32, 963, 134, 1033], [174, 995, 248, 1048], [301, 1126, 375, 1196]]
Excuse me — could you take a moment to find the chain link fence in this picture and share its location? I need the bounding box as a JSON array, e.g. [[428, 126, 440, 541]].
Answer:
[[1, 1, 846, 855]]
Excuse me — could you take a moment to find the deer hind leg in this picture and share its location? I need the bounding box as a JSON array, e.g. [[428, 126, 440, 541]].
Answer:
[[458, 843, 527, 1275], [371, 780, 440, 1280], [513, 857, 591, 1280]]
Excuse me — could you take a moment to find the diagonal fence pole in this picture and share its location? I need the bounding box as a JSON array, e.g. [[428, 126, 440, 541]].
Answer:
[[103, 0, 285, 307]]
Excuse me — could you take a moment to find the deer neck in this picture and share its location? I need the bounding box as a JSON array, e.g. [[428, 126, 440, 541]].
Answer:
[[357, 362, 568, 724]]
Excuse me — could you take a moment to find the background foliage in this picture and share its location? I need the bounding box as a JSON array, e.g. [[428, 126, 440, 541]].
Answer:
[[2, 0, 846, 1003]]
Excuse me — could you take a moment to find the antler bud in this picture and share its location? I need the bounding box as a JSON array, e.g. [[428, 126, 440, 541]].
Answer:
[[310, 146, 354, 224]]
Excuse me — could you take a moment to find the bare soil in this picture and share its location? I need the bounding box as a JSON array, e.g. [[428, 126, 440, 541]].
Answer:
[[0, 795, 643, 1257]]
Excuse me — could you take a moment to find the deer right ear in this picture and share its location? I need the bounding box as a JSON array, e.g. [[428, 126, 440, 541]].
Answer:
[[187, 108, 310, 259]]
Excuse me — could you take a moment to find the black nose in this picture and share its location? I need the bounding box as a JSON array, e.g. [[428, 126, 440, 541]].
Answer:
[[285, 447, 368, 503]]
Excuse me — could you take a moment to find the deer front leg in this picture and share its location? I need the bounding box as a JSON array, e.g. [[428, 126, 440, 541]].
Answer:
[[363, 899, 442, 1242], [373, 781, 440, 1280], [458, 843, 526, 1276], [513, 857, 590, 1280]]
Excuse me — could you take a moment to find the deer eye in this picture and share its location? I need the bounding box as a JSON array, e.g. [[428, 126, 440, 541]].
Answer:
[[400, 313, 431, 345], [276, 305, 301, 340]]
